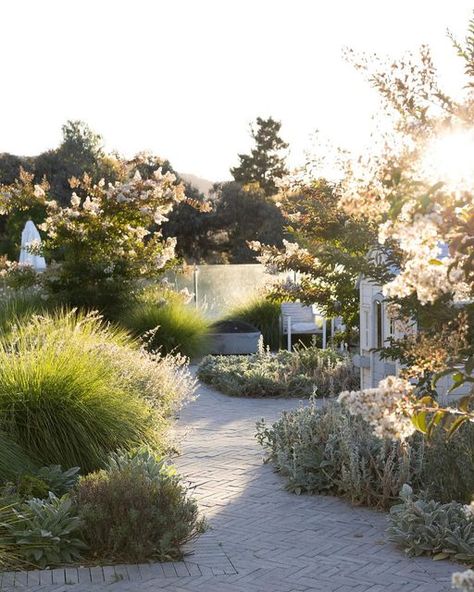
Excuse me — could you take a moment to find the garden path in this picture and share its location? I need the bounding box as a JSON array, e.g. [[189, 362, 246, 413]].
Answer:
[[3, 379, 458, 592]]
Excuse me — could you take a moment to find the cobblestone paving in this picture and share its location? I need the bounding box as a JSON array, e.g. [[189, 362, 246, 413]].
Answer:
[[2, 381, 458, 591]]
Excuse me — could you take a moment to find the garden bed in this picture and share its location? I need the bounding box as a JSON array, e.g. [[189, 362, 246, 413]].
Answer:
[[198, 344, 359, 397], [0, 310, 204, 572], [256, 400, 474, 565]]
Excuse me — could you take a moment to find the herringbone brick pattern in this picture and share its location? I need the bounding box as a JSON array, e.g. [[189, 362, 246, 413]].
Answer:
[[2, 379, 458, 591]]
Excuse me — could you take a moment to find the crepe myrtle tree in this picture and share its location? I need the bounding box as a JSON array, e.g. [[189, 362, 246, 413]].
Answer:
[[0, 156, 185, 315], [249, 174, 385, 345], [328, 18, 474, 445]]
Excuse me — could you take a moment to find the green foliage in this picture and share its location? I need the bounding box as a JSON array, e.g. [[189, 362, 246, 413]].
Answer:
[[120, 289, 210, 358], [0, 310, 167, 472], [388, 485, 474, 564], [3, 466, 79, 501], [75, 449, 205, 562], [5, 493, 86, 568], [421, 422, 474, 504], [256, 402, 424, 508], [226, 295, 282, 350], [231, 116, 288, 197], [162, 181, 215, 263], [209, 181, 286, 263], [260, 178, 382, 341], [16, 475, 49, 499], [34, 466, 80, 497], [0, 291, 51, 336], [0, 432, 36, 483], [449, 18, 474, 89], [198, 345, 358, 398], [257, 401, 474, 510]]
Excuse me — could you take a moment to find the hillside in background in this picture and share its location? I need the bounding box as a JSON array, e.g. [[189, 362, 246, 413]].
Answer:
[[180, 173, 215, 196]]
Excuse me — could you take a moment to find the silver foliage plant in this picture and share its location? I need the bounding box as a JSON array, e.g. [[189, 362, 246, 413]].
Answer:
[[256, 400, 424, 508], [388, 484, 474, 565]]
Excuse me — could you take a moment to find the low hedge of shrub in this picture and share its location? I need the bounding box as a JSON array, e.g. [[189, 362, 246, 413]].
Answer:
[[76, 449, 205, 562], [198, 344, 359, 398], [256, 401, 474, 508]]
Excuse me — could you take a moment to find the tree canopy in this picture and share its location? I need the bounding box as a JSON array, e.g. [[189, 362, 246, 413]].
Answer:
[[231, 117, 288, 196]]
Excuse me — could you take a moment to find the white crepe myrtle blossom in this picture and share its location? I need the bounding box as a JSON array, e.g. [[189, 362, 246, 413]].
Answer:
[[33, 184, 45, 198], [462, 502, 474, 521], [155, 237, 177, 269], [70, 192, 81, 208], [452, 570, 474, 592], [0, 155, 186, 310], [338, 376, 416, 440], [82, 196, 100, 215]]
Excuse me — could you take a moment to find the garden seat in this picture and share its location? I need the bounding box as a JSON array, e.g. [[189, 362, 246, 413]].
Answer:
[[280, 302, 326, 351]]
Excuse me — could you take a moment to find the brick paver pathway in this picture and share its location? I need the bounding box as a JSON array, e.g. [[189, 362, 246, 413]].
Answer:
[[2, 381, 458, 591]]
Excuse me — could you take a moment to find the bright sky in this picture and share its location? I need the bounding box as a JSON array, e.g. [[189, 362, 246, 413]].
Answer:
[[1, 0, 473, 181]]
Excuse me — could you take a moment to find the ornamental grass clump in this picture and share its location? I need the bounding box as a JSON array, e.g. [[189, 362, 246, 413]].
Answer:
[[0, 291, 50, 336], [120, 287, 210, 359], [0, 432, 36, 483], [0, 310, 191, 473], [226, 296, 282, 350], [75, 449, 206, 562]]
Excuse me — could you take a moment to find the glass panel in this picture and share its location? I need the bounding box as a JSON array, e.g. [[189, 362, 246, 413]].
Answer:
[[164, 264, 299, 320]]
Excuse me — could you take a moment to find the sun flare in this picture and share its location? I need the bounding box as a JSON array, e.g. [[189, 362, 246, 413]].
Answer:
[[420, 128, 474, 191]]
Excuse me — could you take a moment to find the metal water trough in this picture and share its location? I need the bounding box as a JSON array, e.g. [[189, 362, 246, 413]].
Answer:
[[208, 320, 261, 355]]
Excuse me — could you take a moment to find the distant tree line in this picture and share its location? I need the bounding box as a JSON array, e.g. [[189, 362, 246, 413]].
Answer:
[[0, 117, 288, 263]]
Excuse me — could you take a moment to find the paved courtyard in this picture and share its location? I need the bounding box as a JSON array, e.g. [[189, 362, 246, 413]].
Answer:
[[1, 381, 459, 591]]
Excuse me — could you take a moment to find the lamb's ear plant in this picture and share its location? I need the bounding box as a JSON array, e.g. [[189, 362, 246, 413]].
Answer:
[[256, 401, 424, 508], [34, 466, 80, 496], [257, 400, 474, 509], [5, 493, 86, 569], [198, 345, 358, 398], [388, 485, 474, 564]]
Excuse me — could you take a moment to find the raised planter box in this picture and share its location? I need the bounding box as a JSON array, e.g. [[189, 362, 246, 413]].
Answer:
[[208, 320, 261, 355]]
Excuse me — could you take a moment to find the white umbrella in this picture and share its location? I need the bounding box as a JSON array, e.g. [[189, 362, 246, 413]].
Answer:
[[19, 220, 46, 271]]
